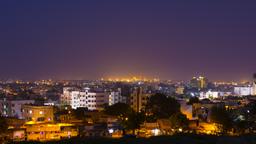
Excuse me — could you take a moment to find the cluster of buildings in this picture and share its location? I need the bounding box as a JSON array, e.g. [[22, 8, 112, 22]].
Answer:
[[1, 75, 256, 142], [190, 76, 208, 89], [2, 104, 78, 141], [0, 98, 35, 119], [61, 87, 126, 110], [188, 75, 256, 99], [61, 86, 153, 113]]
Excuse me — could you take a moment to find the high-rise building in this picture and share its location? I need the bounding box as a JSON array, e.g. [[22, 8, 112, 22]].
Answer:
[[190, 76, 208, 89], [176, 86, 185, 95], [190, 77, 199, 88], [130, 87, 151, 112], [253, 73, 256, 95]]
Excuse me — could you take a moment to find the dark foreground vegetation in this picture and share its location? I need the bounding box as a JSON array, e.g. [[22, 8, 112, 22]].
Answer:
[[11, 134, 256, 144]]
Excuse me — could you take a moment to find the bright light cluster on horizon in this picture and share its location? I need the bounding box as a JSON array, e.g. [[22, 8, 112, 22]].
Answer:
[[101, 76, 160, 82]]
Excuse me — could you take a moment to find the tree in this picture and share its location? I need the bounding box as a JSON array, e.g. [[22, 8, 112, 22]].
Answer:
[[0, 117, 8, 134], [0, 93, 5, 99], [209, 106, 232, 134], [123, 111, 145, 134], [73, 107, 88, 120], [105, 103, 133, 116], [232, 102, 256, 133], [146, 93, 180, 119], [104, 103, 145, 135], [233, 120, 248, 135], [169, 113, 189, 130]]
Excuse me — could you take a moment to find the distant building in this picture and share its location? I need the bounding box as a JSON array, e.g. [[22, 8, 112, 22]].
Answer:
[[218, 91, 232, 97], [0, 98, 35, 119], [108, 88, 127, 106], [61, 87, 75, 106], [176, 86, 185, 95], [190, 76, 208, 89], [252, 73, 256, 95], [192, 101, 225, 122], [130, 87, 152, 112], [199, 91, 219, 99], [234, 87, 253, 96], [21, 105, 54, 122], [156, 84, 175, 96]]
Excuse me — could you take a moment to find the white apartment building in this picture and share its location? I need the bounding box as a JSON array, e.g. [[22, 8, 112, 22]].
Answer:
[[234, 87, 253, 96], [199, 91, 219, 99], [62, 87, 109, 110]]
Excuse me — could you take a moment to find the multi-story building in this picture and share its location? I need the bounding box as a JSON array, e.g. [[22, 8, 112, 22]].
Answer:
[[252, 73, 256, 95], [61, 87, 109, 110], [61, 87, 76, 106], [234, 86, 253, 96], [156, 84, 175, 97], [176, 86, 185, 95], [0, 98, 35, 119], [199, 90, 220, 99], [190, 76, 208, 89], [190, 77, 199, 88], [21, 105, 54, 122], [108, 88, 127, 106], [192, 101, 225, 122], [130, 87, 152, 112], [25, 123, 78, 141]]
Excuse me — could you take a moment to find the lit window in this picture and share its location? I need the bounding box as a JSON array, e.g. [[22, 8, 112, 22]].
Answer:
[[29, 110, 32, 114], [39, 111, 43, 115]]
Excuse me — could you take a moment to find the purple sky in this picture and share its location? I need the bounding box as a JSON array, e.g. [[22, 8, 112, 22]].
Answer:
[[0, 0, 256, 81]]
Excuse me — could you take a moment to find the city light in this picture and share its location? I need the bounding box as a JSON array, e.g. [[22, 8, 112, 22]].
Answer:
[[152, 129, 160, 136], [1, 0, 256, 143]]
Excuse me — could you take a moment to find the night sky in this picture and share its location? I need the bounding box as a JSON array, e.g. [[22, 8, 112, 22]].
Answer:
[[1, 0, 256, 81]]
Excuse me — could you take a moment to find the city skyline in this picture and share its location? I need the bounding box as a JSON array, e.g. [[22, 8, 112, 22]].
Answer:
[[1, 1, 256, 81]]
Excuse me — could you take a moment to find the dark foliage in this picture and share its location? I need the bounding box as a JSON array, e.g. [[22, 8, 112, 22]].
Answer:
[[210, 107, 232, 133], [0, 117, 8, 134], [187, 97, 200, 105], [12, 134, 256, 144], [169, 112, 189, 129], [146, 93, 180, 118], [104, 103, 132, 116]]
